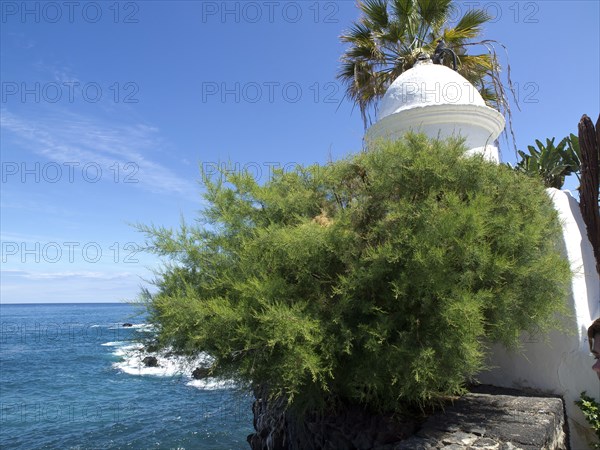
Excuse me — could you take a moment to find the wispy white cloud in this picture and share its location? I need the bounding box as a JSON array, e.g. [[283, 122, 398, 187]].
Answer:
[[1, 109, 200, 200], [1, 269, 135, 280], [32, 60, 79, 83]]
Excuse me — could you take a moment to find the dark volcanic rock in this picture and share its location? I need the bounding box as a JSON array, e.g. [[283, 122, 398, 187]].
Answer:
[[192, 367, 211, 379], [247, 387, 418, 450], [142, 356, 159, 367], [122, 323, 133, 327]]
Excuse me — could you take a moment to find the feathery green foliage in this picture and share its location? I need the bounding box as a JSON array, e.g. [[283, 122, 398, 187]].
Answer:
[[139, 135, 570, 414]]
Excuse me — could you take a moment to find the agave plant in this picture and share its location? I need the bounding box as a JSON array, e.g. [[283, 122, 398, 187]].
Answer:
[[514, 136, 580, 189], [338, 0, 513, 129]]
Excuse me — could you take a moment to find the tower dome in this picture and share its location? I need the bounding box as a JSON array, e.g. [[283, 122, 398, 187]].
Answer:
[[366, 57, 505, 162]]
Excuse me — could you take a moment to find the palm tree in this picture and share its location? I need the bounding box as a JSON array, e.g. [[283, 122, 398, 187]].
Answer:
[[338, 0, 511, 129]]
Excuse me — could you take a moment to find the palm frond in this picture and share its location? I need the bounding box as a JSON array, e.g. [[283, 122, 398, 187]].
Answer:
[[390, 0, 415, 35], [416, 0, 453, 29], [453, 9, 490, 38], [360, 0, 390, 31], [340, 22, 375, 44], [337, 60, 391, 128]]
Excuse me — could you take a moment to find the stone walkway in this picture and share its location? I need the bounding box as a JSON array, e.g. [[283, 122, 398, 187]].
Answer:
[[391, 388, 566, 450]]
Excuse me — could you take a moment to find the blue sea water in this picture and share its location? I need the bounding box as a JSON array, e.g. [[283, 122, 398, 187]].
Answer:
[[0, 303, 254, 449]]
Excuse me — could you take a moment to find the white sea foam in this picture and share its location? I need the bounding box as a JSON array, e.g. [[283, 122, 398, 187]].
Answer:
[[106, 339, 234, 389], [112, 343, 143, 357], [101, 341, 126, 347], [107, 323, 155, 332], [115, 359, 181, 377], [186, 378, 237, 390], [113, 350, 189, 376], [111, 343, 210, 374], [133, 324, 155, 332]]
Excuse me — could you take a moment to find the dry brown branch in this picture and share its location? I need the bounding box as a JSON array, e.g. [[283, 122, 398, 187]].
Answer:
[[578, 114, 600, 277]]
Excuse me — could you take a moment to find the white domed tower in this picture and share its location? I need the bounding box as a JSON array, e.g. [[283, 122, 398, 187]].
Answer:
[[366, 55, 505, 162]]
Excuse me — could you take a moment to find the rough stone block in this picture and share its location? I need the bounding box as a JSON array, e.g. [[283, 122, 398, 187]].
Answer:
[[393, 390, 566, 450]]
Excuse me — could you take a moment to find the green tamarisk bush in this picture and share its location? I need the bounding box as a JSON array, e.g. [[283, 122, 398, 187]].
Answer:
[[139, 134, 570, 413]]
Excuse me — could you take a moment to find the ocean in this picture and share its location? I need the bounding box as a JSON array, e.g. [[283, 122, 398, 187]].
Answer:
[[0, 303, 254, 449]]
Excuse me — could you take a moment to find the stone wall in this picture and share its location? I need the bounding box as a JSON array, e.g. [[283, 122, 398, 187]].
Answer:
[[395, 386, 567, 450], [247, 386, 569, 450]]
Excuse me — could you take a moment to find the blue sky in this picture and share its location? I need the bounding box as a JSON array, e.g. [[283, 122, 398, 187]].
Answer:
[[1, 1, 599, 303]]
